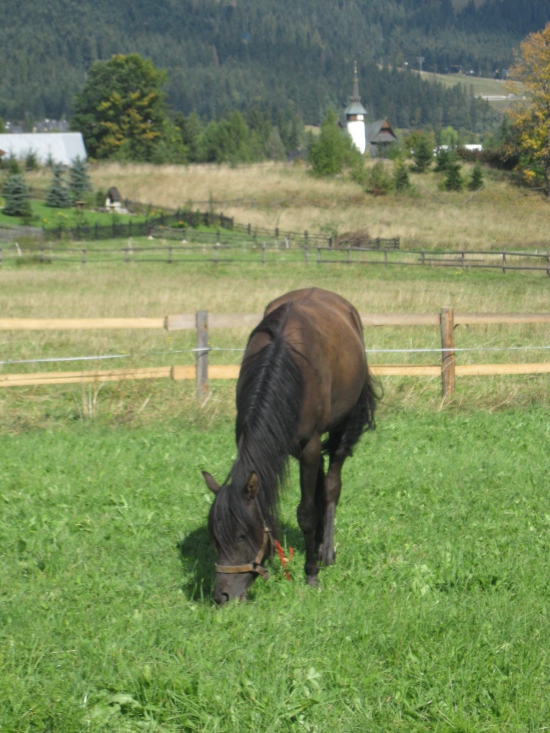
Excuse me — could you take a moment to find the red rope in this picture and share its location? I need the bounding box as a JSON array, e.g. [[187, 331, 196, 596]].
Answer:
[[274, 540, 293, 580]]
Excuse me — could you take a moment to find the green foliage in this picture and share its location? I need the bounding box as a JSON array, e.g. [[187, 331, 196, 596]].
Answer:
[[444, 153, 464, 191], [71, 54, 169, 162], [2, 173, 32, 217], [2, 409, 550, 729], [0, 116, 4, 133], [24, 150, 39, 171], [469, 161, 484, 191], [407, 131, 434, 173], [439, 126, 459, 147], [434, 146, 451, 172], [68, 156, 92, 201], [46, 164, 72, 208], [366, 160, 393, 195], [5, 153, 21, 174], [393, 158, 411, 192], [309, 110, 364, 178]]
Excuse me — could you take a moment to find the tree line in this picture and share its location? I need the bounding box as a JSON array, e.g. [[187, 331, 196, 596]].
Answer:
[[0, 0, 536, 125]]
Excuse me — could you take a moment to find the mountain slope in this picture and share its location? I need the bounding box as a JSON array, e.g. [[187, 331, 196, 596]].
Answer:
[[1, 0, 547, 125]]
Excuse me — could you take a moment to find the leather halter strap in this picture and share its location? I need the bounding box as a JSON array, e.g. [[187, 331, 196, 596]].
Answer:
[[215, 520, 273, 580]]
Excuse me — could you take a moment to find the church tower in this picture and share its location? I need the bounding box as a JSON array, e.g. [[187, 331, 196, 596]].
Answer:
[[344, 61, 366, 155]]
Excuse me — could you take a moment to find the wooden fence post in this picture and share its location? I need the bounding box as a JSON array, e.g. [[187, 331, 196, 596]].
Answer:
[[440, 307, 455, 398], [196, 310, 209, 399]]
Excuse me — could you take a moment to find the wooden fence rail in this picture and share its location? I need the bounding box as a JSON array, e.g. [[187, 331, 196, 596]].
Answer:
[[1, 310, 550, 398]]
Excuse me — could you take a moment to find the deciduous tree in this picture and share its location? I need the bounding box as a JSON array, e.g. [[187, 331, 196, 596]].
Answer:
[[508, 23, 550, 195]]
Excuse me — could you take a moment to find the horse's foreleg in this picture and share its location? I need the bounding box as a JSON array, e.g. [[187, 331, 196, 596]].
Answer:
[[319, 454, 346, 567], [297, 434, 322, 586]]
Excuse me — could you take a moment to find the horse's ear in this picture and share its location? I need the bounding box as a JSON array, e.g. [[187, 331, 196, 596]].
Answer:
[[244, 472, 259, 500], [202, 471, 220, 494]]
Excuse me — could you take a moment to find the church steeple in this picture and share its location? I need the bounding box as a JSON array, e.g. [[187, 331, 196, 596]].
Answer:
[[351, 60, 361, 103]]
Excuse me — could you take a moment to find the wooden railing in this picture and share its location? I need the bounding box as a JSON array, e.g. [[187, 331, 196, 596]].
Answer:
[[1, 310, 550, 398]]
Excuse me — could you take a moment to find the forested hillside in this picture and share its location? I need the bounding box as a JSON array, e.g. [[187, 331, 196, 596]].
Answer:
[[2, 0, 549, 128]]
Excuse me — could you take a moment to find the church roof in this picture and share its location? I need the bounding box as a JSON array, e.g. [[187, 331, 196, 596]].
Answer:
[[344, 61, 366, 116]]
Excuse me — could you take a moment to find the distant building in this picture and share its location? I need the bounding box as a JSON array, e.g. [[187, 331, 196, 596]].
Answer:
[[33, 119, 70, 133], [0, 132, 86, 166], [365, 119, 398, 157], [344, 62, 367, 155]]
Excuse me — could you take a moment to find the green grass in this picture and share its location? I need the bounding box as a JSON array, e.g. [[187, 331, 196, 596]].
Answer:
[[2, 409, 550, 731], [0, 201, 149, 230]]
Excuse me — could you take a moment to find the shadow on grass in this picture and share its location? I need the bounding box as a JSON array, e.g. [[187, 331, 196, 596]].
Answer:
[[178, 522, 305, 602], [178, 524, 216, 602]]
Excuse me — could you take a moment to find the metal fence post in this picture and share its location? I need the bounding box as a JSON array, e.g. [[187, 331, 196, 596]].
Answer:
[[196, 310, 209, 399], [440, 307, 455, 398]]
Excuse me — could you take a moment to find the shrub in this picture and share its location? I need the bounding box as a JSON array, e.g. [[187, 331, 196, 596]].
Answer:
[[468, 162, 484, 191], [46, 164, 72, 208], [393, 159, 411, 192], [3, 174, 32, 218], [69, 157, 93, 201], [443, 154, 464, 191], [367, 161, 393, 196], [406, 131, 434, 173], [25, 150, 39, 171]]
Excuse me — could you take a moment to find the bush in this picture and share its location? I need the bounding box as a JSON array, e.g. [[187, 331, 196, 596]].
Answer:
[[443, 154, 463, 191], [393, 159, 411, 192], [309, 110, 365, 179], [406, 131, 433, 173], [69, 157, 93, 201], [366, 161, 393, 196], [46, 164, 72, 208], [468, 162, 484, 191], [3, 174, 32, 218], [25, 151, 39, 171], [434, 147, 451, 172]]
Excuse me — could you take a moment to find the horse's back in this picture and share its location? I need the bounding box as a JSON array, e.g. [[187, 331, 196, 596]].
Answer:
[[263, 288, 368, 434]]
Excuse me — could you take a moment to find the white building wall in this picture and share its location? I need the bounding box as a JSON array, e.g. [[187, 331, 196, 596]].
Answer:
[[0, 133, 87, 165], [346, 120, 366, 155]]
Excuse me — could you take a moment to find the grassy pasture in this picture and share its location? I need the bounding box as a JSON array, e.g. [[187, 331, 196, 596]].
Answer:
[[1, 410, 550, 731], [22, 161, 550, 251]]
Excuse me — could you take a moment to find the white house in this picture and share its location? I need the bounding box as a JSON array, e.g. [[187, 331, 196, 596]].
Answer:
[[344, 62, 367, 155], [0, 132, 87, 166]]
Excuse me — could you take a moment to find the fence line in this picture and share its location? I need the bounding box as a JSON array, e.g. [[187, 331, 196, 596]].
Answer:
[[1, 310, 550, 398]]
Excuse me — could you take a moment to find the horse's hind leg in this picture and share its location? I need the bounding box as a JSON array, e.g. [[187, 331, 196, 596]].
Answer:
[[318, 450, 345, 567]]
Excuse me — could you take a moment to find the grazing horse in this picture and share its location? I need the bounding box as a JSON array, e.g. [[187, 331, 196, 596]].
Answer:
[[202, 288, 378, 604]]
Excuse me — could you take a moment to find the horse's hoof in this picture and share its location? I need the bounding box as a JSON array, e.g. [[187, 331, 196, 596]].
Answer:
[[306, 575, 319, 587], [319, 545, 336, 567]]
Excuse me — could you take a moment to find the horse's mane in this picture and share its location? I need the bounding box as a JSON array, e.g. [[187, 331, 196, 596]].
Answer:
[[213, 303, 303, 543]]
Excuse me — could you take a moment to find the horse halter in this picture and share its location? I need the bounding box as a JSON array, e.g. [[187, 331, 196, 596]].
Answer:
[[214, 500, 273, 580]]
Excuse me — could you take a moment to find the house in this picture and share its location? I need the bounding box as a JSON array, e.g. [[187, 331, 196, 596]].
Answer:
[[0, 132, 86, 166], [365, 119, 398, 157]]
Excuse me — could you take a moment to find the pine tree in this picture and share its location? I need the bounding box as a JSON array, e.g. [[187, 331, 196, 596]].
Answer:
[[25, 150, 39, 171], [68, 157, 93, 201], [468, 161, 484, 191], [434, 147, 450, 172], [444, 156, 464, 191], [393, 159, 411, 192], [2, 174, 32, 218], [46, 164, 72, 208], [409, 132, 433, 173], [367, 160, 393, 196]]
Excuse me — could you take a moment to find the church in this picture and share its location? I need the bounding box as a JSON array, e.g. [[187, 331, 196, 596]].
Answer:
[[344, 63, 398, 157]]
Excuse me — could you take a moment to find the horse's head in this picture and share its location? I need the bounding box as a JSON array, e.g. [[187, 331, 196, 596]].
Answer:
[[203, 471, 271, 604]]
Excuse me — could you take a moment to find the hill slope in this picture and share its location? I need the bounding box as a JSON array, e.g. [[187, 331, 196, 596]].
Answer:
[[1, 0, 548, 126]]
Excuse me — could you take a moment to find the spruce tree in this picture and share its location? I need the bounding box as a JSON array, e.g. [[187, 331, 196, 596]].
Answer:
[[2, 174, 32, 218], [410, 133, 433, 173], [444, 155, 464, 191], [25, 150, 39, 171], [46, 164, 72, 208], [434, 147, 450, 172], [393, 159, 411, 192], [68, 157, 93, 201], [468, 161, 484, 191]]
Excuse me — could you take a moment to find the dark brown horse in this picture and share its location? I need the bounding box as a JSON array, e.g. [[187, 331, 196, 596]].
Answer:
[[202, 288, 378, 604]]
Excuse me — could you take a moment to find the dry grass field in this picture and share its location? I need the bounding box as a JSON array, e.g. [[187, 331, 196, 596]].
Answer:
[[27, 161, 550, 251], [1, 258, 549, 431]]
